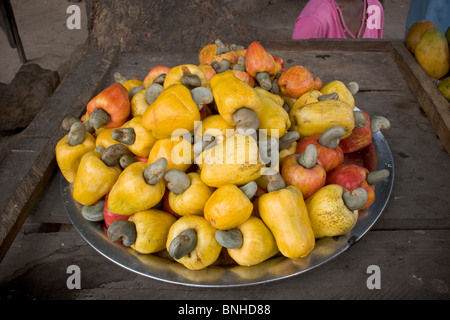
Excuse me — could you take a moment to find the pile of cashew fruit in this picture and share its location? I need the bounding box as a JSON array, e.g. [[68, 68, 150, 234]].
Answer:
[[55, 40, 391, 271]]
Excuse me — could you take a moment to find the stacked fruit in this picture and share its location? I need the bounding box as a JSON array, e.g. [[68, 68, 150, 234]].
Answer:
[[405, 20, 450, 100], [56, 40, 391, 270]]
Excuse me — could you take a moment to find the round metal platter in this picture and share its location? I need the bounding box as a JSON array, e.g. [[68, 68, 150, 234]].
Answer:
[[61, 130, 394, 287]]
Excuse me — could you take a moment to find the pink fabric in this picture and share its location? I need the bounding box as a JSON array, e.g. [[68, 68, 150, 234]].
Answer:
[[292, 0, 384, 39]]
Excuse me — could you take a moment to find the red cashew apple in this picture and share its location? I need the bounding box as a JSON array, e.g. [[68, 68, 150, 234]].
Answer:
[[340, 112, 391, 153], [103, 193, 129, 228], [326, 164, 390, 209], [86, 83, 131, 129], [281, 144, 326, 199], [296, 126, 345, 172]]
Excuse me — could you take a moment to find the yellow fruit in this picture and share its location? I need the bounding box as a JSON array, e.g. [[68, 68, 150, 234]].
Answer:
[[438, 77, 450, 100], [415, 28, 450, 79], [405, 20, 436, 54], [306, 184, 358, 238], [129, 209, 176, 254]]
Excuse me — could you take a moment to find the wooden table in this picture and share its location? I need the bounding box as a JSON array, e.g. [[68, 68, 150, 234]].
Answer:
[[0, 40, 449, 301]]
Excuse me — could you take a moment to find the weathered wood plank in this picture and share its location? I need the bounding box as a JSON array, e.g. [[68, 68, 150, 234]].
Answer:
[[262, 39, 393, 53], [1, 229, 448, 299], [390, 41, 450, 156]]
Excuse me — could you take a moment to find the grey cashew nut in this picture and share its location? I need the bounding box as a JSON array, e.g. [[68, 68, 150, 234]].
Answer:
[[233, 108, 259, 133], [191, 86, 213, 110], [67, 121, 86, 146], [258, 137, 278, 167], [101, 144, 131, 166], [181, 73, 202, 90], [366, 169, 390, 186], [212, 59, 231, 73], [143, 157, 168, 185], [256, 72, 272, 91], [343, 187, 368, 211], [111, 127, 136, 145], [318, 126, 346, 149], [354, 111, 368, 128], [215, 229, 243, 249], [113, 72, 127, 84], [298, 144, 318, 169], [153, 73, 166, 85], [107, 220, 137, 247], [370, 115, 391, 133], [164, 169, 191, 195], [119, 154, 137, 169], [81, 200, 105, 222], [95, 146, 106, 154], [89, 108, 111, 130], [233, 56, 246, 71], [239, 181, 258, 199], [215, 39, 228, 55], [279, 131, 300, 150], [129, 85, 144, 99], [62, 116, 80, 131], [168, 228, 198, 260], [63, 115, 94, 134], [347, 81, 359, 95]]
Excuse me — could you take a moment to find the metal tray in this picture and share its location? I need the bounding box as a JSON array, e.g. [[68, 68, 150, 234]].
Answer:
[[61, 130, 394, 287]]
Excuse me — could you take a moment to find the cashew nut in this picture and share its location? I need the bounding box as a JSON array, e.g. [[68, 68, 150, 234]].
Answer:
[[81, 200, 105, 222], [67, 121, 86, 146], [215, 39, 228, 55], [212, 59, 231, 73], [62, 116, 80, 131], [347, 81, 359, 95], [279, 131, 300, 150], [239, 181, 258, 199], [298, 144, 318, 169], [164, 169, 191, 195], [129, 85, 144, 99], [89, 108, 111, 130], [168, 228, 198, 260], [256, 72, 272, 91], [370, 115, 391, 133], [101, 144, 131, 166], [232, 56, 246, 71], [215, 229, 243, 249], [233, 108, 259, 133], [181, 74, 202, 90], [343, 187, 368, 211], [354, 111, 368, 128], [145, 83, 164, 105], [318, 126, 346, 149], [111, 127, 136, 145], [107, 219, 137, 247], [119, 154, 137, 169], [191, 86, 213, 110], [143, 157, 168, 185], [366, 169, 390, 186]]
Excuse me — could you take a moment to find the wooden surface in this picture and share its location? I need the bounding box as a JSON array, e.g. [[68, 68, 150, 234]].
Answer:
[[0, 46, 120, 262], [0, 40, 449, 301]]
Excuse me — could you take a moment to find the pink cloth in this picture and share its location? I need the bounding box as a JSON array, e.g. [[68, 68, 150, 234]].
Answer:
[[292, 0, 384, 39]]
